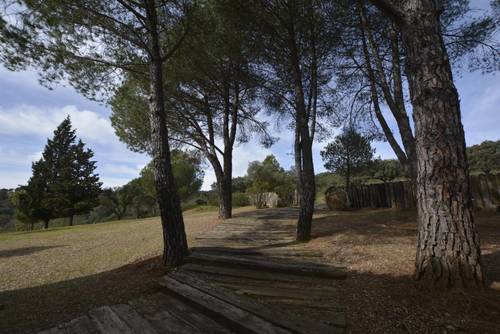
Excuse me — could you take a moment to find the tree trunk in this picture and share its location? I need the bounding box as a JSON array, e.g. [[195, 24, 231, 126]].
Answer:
[[297, 137, 315, 242], [220, 152, 233, 219], [69, 215, 74, 226], [396, 0, 484, 287], [43, 219, 49, 229], [288, 22, 315, 242], [145, 0, 188, 267]]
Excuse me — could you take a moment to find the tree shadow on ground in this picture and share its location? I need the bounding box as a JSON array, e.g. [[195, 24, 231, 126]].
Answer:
[[0, 245, 65, 259], [0, 256, 166, 334], [2, 208, 499, 334]]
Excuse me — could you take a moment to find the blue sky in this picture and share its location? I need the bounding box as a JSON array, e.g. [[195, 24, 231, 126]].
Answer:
[[0, 64, 498, 191]]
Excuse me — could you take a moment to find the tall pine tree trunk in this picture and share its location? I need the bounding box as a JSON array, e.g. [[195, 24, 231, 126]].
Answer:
[[220, 152, 233, 219], [395, 0, 484, 287], [145, 0, 188, 267], [297, 137, 315, 242], [288, 22, 315, 242]]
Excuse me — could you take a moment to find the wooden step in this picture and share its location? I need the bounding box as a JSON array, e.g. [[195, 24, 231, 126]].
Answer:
[[187, 253, 346, 279], [165, 271, 344, 333], [190, 247, 323, 258], [159, 276, 292, 334], [129, 293, 231, 334], [181, 263, 335, 284]]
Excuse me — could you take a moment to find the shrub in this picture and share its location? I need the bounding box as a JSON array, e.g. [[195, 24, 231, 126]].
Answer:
[[232, 192, 250, 207]]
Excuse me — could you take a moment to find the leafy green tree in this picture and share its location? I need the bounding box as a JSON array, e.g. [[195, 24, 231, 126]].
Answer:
[[110, 0, 273, 220], [138, 150, 204, 202], [321, 127, 374, 190], [99, 186, 136, 221], [371, 159, 407, 183], [0, 0, 190, 266], [240, 0, 344, 241], [9, 187, 38, 231], [247, 155, 295, 208], [467, 140, 500, 175]]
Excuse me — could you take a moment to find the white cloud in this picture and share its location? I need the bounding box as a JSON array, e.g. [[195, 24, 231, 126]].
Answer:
[[101, 163, 142, 176], [0, 104, 115, 144]]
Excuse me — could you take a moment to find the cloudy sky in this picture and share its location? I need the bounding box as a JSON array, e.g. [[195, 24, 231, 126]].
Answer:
[[1, 63, 498, 191], [0, 0, 499, 191]]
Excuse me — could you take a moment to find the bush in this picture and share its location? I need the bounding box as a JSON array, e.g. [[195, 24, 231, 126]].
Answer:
[[232, 192, 250, 207], [195, 198, 208, 205]]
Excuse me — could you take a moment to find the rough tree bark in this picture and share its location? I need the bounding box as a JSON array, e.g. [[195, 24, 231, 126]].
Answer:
[[370, 0, 484, 288], [145, 0, 188, 267], [289, 24, 315, 242]]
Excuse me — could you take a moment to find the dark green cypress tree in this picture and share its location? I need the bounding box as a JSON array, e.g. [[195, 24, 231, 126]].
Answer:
[[24, 116, 102, 227], [66, 139, 102, 225], [25, 159, 54, 229]]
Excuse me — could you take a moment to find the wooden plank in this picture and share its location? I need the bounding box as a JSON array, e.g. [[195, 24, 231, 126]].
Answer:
[[110, 304, 158, 334], [128, 296, 203, 334], [187, 253, 346, 279], [137, 292, 234, 334], [64, 315, 100, 334], [190, 271, 339, 294], [37, 327, 67, 334], [191, 247, 323, 258], [159, 276, 291, 334], [167, 272, 344, 333], [181, 263, 334, 285], [88, 306, 134, 334]]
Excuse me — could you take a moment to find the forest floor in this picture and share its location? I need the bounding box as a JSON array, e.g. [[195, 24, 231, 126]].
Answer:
[[308, 207, 500, 333], [0, 206, 499, 333]]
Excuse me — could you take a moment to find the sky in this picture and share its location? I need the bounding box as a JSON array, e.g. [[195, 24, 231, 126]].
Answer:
[[0, 64, 498, 191], [0, 0, 498, 190]]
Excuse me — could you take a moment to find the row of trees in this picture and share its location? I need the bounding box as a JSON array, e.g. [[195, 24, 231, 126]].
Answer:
[[99, 150, 204, 221], [1, 0, 498, 286]]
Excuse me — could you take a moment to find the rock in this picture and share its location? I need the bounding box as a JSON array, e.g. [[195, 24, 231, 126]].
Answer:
[[325, 189, 348, 211]]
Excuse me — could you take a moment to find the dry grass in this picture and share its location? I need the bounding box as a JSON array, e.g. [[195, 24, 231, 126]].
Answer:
[[0, 207, 254, 334]]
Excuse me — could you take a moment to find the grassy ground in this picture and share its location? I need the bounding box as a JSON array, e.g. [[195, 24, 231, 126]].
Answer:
[[0, 206, 254, 334], [1, 206, 499, 333]]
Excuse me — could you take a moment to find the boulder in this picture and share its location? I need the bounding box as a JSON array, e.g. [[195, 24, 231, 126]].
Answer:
[[325, 188, 348, 211]]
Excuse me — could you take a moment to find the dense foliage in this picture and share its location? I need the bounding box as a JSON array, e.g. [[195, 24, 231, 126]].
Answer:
[[11, 117, 101, 229], [321, 127, 375, 189], [467, 140, 500, 174]]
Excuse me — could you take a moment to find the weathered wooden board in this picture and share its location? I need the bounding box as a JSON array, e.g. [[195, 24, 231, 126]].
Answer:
[[134, 292, 234, 334], [88, 306, 134, 334], [168, 271, 344, 333], [64, 316, 100, 334], [182, 263, 335, 285], [191, 247, 323, 258], [159, 276, 292, 334], [187, 252, 346, 279], [110, 304, 158, 334], [128, 295, 203, 334]]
